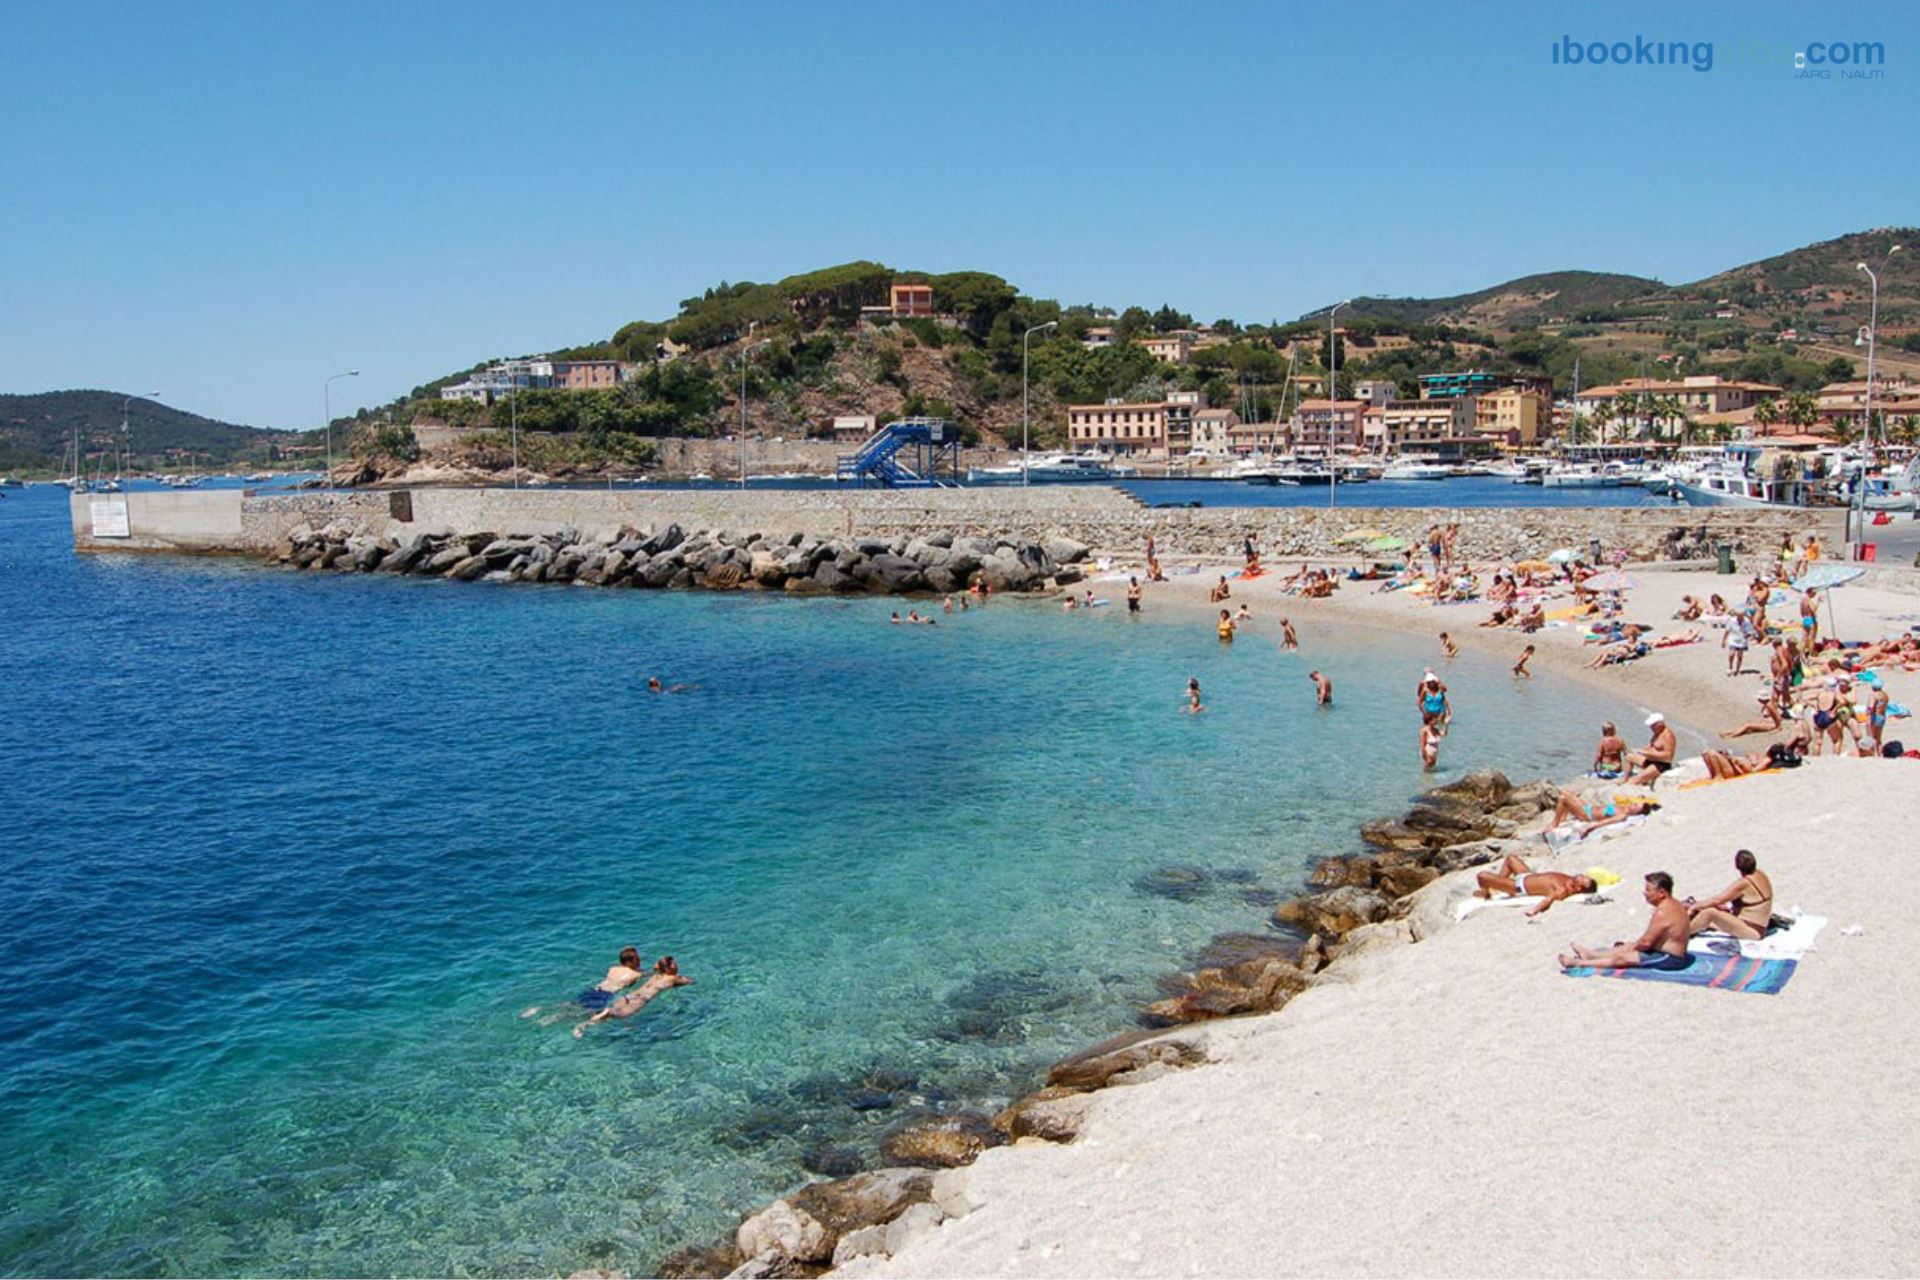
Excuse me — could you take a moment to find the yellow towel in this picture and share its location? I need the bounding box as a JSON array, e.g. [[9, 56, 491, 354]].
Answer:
[[1586, 867, 1622, 888]]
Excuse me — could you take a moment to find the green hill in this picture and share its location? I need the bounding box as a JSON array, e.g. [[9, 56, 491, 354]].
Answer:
[[1337, 270, 1667, 329], [0, 391, 314, 474]]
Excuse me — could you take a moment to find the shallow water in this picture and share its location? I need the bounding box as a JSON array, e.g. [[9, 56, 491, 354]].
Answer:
[[0, 485, 1638, 1275]]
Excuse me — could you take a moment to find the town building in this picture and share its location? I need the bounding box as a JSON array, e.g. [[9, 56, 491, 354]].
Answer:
[[1226, 419, 1287, 455], [555, 359, 626, 391], [1815, 378, 1917, 429], [831, 414, 878, 443], [1573, 375, 1782, 424], [1165, 390, 1203, 455], [1139, 332, 1194, 364], [1351, 379, 1399, 407], [439, 358, 636, 403], [1081, 326, 1115, 350], [1067, 399, 1170, 456], [1191, 407, 1239, 456], [1418, 371, 1506, 401], [1381, 399, 1476, 451], [1290, 399, 1368, 454], [1474, 387, 1551, 444], [890, 283, 935, 318]]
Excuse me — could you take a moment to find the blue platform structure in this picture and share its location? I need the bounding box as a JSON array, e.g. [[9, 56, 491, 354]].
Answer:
[[836, 417, 963, 488]]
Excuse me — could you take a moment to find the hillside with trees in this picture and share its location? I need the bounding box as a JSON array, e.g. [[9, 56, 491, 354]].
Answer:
[[327, 227, 1920, 476], [0, 391, 314, 474]]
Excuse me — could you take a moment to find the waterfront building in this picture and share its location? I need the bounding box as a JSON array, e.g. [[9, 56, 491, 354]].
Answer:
[[1474, 387, 1551, 444], [1351, 378, 1399, 407], [1191, 407, 1239, 456], [1573, 376, 1782, 432], [1139, 331, 1195, 364], [1291, 399, 1368, 454], [1067, 399, 1170, 456], [1418, 371, 1506, 401], [1381, 399, 1476, 451], [832, 414, 878, 442]]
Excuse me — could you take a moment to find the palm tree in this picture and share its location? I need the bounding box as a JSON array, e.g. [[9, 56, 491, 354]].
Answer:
[[1784, 391, 1819, 433], [1753, 397, 1780, 438]]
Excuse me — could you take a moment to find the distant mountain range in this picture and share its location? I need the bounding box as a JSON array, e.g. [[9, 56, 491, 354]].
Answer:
[[0, 391, 313, 472], [1330, 228, 1918, 341]]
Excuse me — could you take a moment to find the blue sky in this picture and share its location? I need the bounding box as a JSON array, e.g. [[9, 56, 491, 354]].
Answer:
[[2, 0, 1914, 429]]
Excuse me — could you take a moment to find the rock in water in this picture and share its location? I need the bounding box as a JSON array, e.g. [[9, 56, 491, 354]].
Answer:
[[878, 1113, 1002, 1168], [734, 1200, 831, 1265]]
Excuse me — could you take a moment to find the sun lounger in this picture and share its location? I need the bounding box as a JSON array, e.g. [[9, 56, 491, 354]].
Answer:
[[1562, 953, 1798, 994]]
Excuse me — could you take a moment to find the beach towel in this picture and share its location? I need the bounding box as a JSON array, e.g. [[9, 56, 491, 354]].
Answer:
[[1541, 815, 1644, 850], [1454, 879, 1622, 921], [1563, 953, 1797, 994], [1690, 914, 1827, 961]]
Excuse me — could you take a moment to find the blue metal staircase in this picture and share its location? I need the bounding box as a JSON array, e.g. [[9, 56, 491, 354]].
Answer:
[[836, 417, 962, 488]]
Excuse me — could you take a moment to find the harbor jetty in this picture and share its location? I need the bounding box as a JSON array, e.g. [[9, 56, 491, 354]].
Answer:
[[71, 488, 1840, 589]]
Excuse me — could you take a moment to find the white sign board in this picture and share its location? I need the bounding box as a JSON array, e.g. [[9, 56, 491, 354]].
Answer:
[[90, 497, 131, 539]]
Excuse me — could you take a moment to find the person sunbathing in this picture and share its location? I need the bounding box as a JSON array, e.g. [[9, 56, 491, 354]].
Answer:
[[1557, 871, 1691, 970], [1685, 849, 1774, 941], [1674, 595, 1703, 622], [1549, 788, 1654, 837], [574, 957, 692, 1036], [1721, 692, 1784, 740], [1654, 627, 1701, 648], [1586, 635, 1650, 669], [1473, 853, 1597, 915]]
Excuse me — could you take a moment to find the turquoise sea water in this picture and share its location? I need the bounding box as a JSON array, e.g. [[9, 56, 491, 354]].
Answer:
[[0, 485, 1640, 1276]]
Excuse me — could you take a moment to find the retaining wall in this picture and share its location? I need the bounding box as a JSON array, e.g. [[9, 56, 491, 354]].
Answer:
[[72, 487, 1849, 571]]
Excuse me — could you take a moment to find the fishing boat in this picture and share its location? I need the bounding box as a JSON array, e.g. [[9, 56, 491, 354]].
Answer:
[[1674, 446, 1819, 509], [1540, 463, 1624, 489]]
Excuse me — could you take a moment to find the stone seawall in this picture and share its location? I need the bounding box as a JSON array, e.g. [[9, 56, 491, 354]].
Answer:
[[71, 487, 1846, 573]]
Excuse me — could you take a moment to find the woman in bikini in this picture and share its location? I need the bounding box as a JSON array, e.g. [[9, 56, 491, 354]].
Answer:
[[574, 957, 693, 1036], [1685, 849, 1774, 941]]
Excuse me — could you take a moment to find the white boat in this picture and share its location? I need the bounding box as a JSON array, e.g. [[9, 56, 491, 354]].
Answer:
[[688, 472, 713, 482], [1675, 447, 1818, 509], [966, 452, 1138, 484], [1382, 460, 1452, 481], [1540, 464, 1624, 489], [0, 476, 21, 488], [1476, 460, 1527, 479]]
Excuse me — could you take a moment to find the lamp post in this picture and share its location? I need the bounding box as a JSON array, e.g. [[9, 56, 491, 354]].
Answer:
[[323, 370, 359, 490], [1853, 245, 1903, 546], [509, 363, 521, 490], [121, 390, 157, 484], [738, 338, 770, 489], [1327, 300, 1350, 507], [1022, 321, 1058, 486]]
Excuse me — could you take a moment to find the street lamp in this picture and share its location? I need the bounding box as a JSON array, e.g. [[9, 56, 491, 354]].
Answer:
[[121, 389, 157, 484], [1853, 244, 1902, 544], [738, 337, 771, 489], [509, 363, 522, 490], [323, 370, 359, 491], [1022, 321, 1058, 486], [1327, 300, 1350, 507]]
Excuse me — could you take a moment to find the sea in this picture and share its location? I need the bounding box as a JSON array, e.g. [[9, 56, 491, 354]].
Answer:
[[0, 480, 1646, 1276]]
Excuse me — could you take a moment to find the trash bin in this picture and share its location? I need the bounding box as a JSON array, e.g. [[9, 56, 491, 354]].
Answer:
[[1860, 542, 1878, 563], [1715, 542, 1735, 574]]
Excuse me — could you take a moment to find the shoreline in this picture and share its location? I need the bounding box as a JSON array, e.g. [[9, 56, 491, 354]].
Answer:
[[653, 555, 1920, 1278]]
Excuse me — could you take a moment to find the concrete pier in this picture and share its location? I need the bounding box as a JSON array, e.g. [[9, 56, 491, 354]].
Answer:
[[70, 486, 1845, 569]]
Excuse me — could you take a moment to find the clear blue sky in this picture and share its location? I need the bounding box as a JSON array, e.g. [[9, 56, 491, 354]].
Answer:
[[2, 0, 1913, 429]]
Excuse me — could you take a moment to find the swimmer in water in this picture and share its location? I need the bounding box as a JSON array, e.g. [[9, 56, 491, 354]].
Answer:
[[523, 947, 644, 1024], [647, 677, 663, 692], [1217, 609, 1235, 642], [574, 956, 692, 1037], [1308, 669, 1332, 706], [1281, 618, 1298, 651], [1441, 632, 1460, 659], [1186, 677, 1205, 714], [1513, 644, 1535, 679]]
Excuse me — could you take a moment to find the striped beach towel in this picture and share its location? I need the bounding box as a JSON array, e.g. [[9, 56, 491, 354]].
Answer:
[[1562, 953, 1797, 995]]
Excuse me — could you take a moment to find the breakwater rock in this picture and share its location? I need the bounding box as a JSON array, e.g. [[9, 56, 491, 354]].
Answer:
[[268, 520, 1093, 596]]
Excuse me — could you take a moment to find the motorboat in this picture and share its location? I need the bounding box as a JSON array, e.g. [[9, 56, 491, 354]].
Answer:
[[966, 452, 1138, 484], [1540, 464, 1624, 488], [1381, 460, 1452, 481]]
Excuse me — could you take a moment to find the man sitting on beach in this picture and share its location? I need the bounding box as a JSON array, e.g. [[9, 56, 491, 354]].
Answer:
[[1557, 872, 1691, 970], [1474, 853, 1597, 915], [574, 957, 692, 1036], [1624, 713, 1676, 786]]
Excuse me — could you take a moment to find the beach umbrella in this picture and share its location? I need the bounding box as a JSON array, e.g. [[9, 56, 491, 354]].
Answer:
[[1583, 570, 1638, 593], [1514, 559, 1553, 574], [1546, 548, 1579, 564], [1366, 534, 1409, 552], [1791, 564, 1865, 592], [1791, 563, 1867, 644]]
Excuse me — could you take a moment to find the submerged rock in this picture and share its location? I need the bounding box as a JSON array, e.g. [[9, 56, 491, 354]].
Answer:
[[800, 1144, 865, 1179], [1131, 865, 1211, 902], [878, 1112, 1003, 1168]]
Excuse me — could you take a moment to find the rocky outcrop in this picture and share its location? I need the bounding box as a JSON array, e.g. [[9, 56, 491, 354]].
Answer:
[[878, 1113, 1003, 1169], [268, 521, 1085, 599]]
